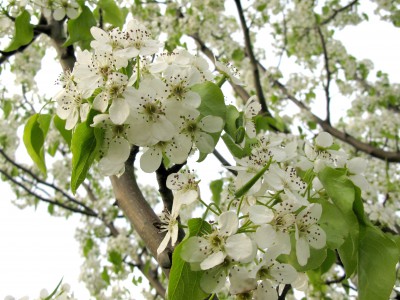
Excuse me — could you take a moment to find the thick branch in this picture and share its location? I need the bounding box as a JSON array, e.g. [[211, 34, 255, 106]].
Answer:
[[272, 79, 400, 162], [155, 163, 184, 212], [47, 18, 76, 72], [110, 149, 170, 271], [234, 0, 270, 116]]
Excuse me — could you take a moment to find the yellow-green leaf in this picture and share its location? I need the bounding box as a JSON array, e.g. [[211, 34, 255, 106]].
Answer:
[[4, 10, 34, 52], [23, 114, 52, 176], [71, 122, 103, 193]]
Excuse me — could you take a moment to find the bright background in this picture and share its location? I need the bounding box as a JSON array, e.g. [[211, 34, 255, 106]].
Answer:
[[1, 3, 400, 299]]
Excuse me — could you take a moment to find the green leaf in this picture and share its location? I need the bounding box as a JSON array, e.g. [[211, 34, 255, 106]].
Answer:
[[43, 278, 63, 300], [192, 82, 226, 162], [187, 218, 212, 236], [98, 0, 126, 28], [235, 162, 270, 198], [3, 100, 12, 119], [47, 140, 59, 157], [53, 115, 72, 147], [318, 167, 359, 277], [4, 10, 34, 52], [168, 218, 211, 300], [221, 133, 245, 158], [168, 241, 208, 300], [286, 234, 327, 271], [64, 5, 96, 49], [320, 248, 336, 274], [23, 114, 52, 176], [71, 122, 104, 194], [108, 250, 123, 273], [358, 225, 398, 300], [224, 105, 240, 138], [83, 238, 94, 258], [47, 203, 54, 215], [210, 179, 223, 206], [231, 49, 245, 61], [316, 199, 349, 249], [101, 267, 111, 285]]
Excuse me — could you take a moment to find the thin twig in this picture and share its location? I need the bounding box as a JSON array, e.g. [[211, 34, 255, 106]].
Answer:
[[320, 0, 359, 26], [234, 0, 271, 116], [316, 26, 332, 124], [0, 148, 97, 214], [212, 149, 237, 176], [0, 169, 96, 216], [271, 79, 400, 162]]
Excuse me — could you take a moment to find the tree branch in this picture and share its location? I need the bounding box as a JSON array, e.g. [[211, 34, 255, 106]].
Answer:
[[316, 25, 332, 124], [0, 169, 96, 217], [234, 0, 271, 116], [212, 149, 237, 176], [271, 79, 400, 162], [0, 147, 96, 215], [320, 0, 359, 26], [110, 148, 171, 271]]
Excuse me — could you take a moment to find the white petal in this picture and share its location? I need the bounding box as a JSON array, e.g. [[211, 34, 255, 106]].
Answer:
[[292, 272, 308, 292], [65, 108, 79, 130], [93, 93, 109, 112], [91, 114, 110, 127], [151, 116, 175, 141], [66, 7, 79, 19], [200, 251, 226, 270], [245, 121, 257, 138], [229, 266, 257, 295], [306, 225, 326, 249], [176, 189, 198, 206], [270, 263, 298, 284], [199, 116, 223, 133], [109, 98, 130, 125], [166, 172, 189, 190], [140, 147, 162, 173], [218, 211, 238, 236], [225, 233, 254, 262], [195, 132, 215, 153], [53, 8, 65, 20], [98, 157, 125, 176], [255, 224, 277, 249], [184, 91, 201, 107], [170, 224, 179, 247], [349, 174, 369, 190], [296, 203, 322, 226], [296, 236, 310, 266], [107, 137, 130, 162], [165, 135, 191, 163], [255, 280, 278, 300], [181, 237, 208, 263], [200, 266, 226, 293], [157, 231, 171, 255], [347, 157, 366, 174], [315, 132, 333, 148], [80, 103, 90, 122], [249, 205, 274, 225]]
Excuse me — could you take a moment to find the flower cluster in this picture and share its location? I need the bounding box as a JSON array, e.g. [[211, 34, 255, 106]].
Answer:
[[54, 20, 223, 175], [165, 125, 368, 298], [5, 282, 76, 300]]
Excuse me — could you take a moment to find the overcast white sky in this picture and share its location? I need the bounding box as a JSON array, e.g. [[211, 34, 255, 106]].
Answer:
[[1, 3, 400, 300]]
